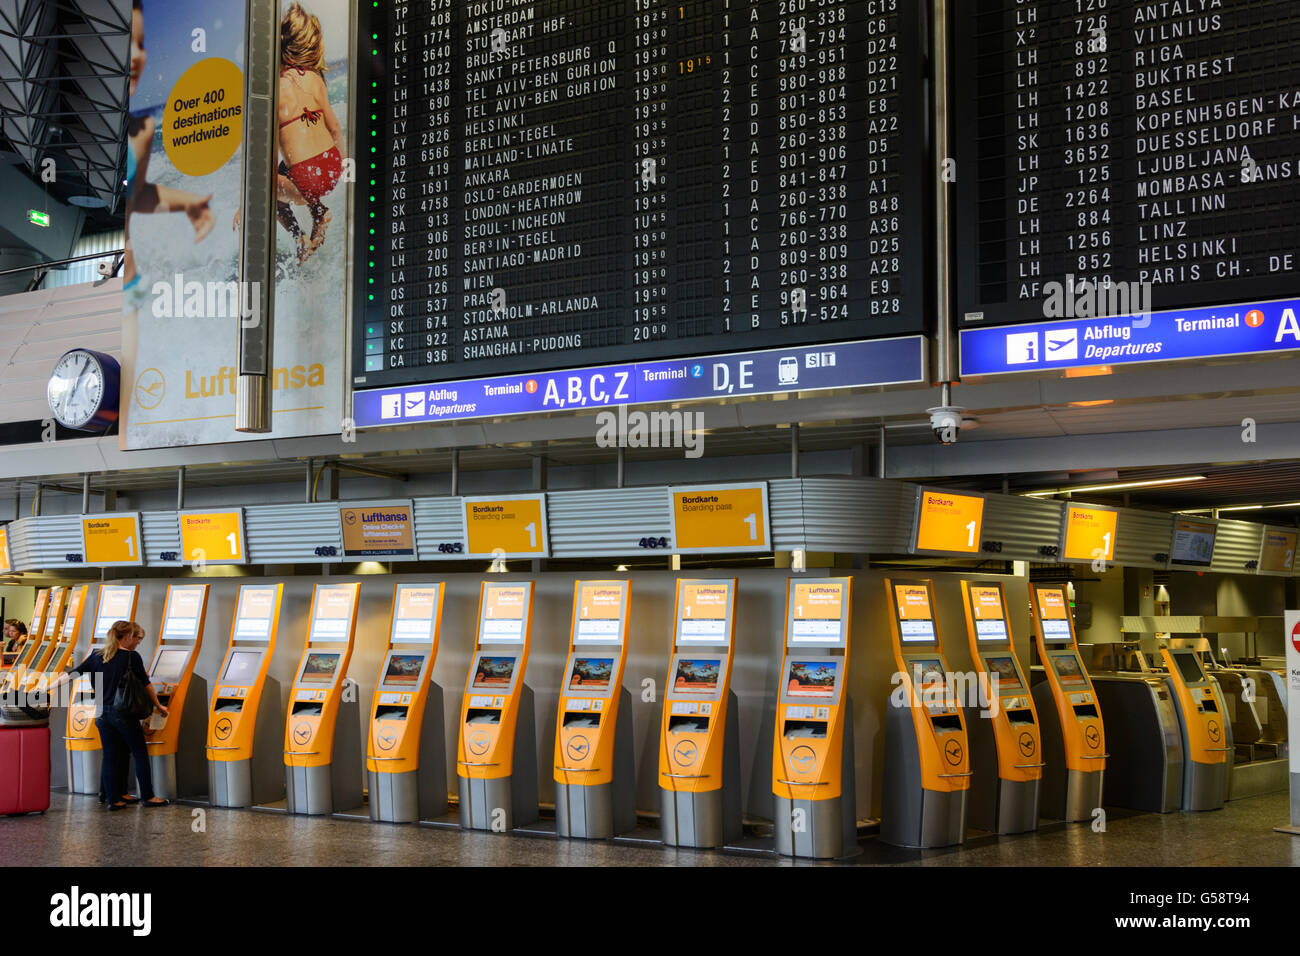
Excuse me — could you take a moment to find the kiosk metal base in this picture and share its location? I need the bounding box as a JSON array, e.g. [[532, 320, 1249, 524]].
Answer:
[[66, 748, 100, 796], [556, 687, 636, 840], [882, 698, 968, 848], [1062, 768, 1104, 822], [49, 706, 68, 790], [660, 690, 742, 849], [458, 684, 539, 831], [1090, 675, 1183, 813], [994, 778, 1040, 834], [1033, 678, 1104, 822], [286, 693, 363, 816], [775, 696, 858, 858], [148, 675, 209, 801], [370, 684, 448, 823], [209, 676, 284, 808], [1182, 761, 1227, 812]]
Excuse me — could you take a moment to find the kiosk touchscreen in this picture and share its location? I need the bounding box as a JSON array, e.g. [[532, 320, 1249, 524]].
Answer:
[[457, 581, 539, 831], [5, 588, 58, 695], [136, 584, 210, 800], [772, 578, 857, 859], [881, 578, 971, 848], [283, 582, 362, 816], [554, 580, 635, 839], [207, 583, 285, 808], [19, 586, 68, 692], [367, 583, 448, 823], [1160, 646, 1230, 811], [65, 585, 139, 795], [658, 578, 741, 848], [959, 581, 1042, 835], [1028, 583, 1106, 822], [3, 587, 48, 673]]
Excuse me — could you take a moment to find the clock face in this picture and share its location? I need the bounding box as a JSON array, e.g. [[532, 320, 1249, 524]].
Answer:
[[47, 350, 105, 429]]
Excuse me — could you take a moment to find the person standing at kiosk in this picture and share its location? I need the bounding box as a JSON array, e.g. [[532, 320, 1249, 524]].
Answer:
[[1028, 583, 1106, 822], [658, 578, 742, 849], [881, 577, 971, 848], [367, 583, 448, 823], [772, 578, 857, 859], [141, 584, 209, 801], [553, 580, 635, 840], [457, 581, 539, 831], [207, 583, 285, 808], [959, 580, 1042, 835], [283, 582, 362, 816], [64, 586, 138, 796]]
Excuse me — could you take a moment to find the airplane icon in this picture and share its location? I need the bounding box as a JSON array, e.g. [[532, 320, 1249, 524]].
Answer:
[[1045, 329, 1078, 361]]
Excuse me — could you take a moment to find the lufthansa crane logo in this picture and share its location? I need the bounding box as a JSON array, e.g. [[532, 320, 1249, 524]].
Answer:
[[214, 716, 233, 741], [790, 745, 816, 773], [293, 721, 312, 746], [1207, 720, 1220, 742], [468, 730, 490, 756], [1018, 732, 1036, 757], [1085, 725, 1100, 748], [943, 738, 963, 765], [72, 711, 88, 732], [377, 728, 397, 751], [673, 740, 698, 766], [566, 735, 590, 762]]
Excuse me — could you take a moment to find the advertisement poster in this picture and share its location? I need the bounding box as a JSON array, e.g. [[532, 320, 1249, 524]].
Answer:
[[122, 0, 349, 448], [340, 504, 414, 557]]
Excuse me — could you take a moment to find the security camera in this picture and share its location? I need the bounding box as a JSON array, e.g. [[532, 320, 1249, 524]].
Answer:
[[96, 260, 114, 277], [928, 406, 965, 445]]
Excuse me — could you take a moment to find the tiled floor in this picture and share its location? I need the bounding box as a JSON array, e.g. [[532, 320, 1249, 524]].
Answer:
[[3, 791, 1298, 866]]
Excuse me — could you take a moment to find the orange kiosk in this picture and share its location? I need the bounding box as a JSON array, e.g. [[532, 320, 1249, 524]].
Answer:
[[959, 580, 1042, 834], [2, 587, 47, 671], [4, 588, 54, 695], [881, 578, 971, 848], [17, 586, 68, 694], [658, 578, 741, 848], [457, 581, 539, 831], [282, 582, 362, 816], [207, 583, 286, 808], [772, 577, 857, 859], [367, 583, 448, 823], [1160, 646, 1230, 811], [553, 580, 635, 840], [140, 584, 210, 800], [37, 585, 87, 791], [1028, 583, 1106, 821], [65, 586, 138, 795]]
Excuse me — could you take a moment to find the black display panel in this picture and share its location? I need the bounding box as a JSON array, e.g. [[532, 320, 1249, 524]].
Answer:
[[955, 1, 1300, 327], [355, 0, 927, 387]]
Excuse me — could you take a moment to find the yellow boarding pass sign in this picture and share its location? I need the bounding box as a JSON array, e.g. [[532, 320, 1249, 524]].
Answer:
[[81, 514, 143, 566], [914, 490, 985, 554], [671, 484, 770, 553], [1062, 505, 1118, 563], [0, 526, 10, 573], [464, 495, 548, 558], [179, 510, 247, 564]]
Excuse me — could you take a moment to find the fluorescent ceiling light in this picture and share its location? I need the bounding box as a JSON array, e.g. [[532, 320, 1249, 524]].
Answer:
[[1022, 476, 1206, 497], [1216, 501, 1300, 513]]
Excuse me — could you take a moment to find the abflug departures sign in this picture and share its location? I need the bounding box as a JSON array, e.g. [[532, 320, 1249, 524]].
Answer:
[[953, 0, 1300, 328], [354, 0, 927, 395]]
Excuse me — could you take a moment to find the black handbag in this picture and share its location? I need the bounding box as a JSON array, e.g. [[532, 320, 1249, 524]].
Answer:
[[112, 666, 153, 721]]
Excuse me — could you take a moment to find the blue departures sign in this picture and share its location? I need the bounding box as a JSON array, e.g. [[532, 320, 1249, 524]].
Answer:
[[959, 298, 1300, 377], [354, 336, 925, 427]]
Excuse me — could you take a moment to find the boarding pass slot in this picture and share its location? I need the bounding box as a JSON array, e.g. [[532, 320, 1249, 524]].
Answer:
[[930, 713, 962, 732], [782, 719, 827, 740], [1073, 704, 1099, 720], [374, 705, 408, 721], [215, 698, 244, 713], [1199, 698, 1218, 713], [668, 715, 710, 734], [563, 711, 601, 729], [1006, 708, 1035, 726], [291, 701, 323, 717], [466, 708, 501, 725]]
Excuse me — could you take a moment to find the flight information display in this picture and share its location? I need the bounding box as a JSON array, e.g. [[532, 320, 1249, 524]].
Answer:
[[955, 0, 1300, 327], [355, 0, 926, 388]]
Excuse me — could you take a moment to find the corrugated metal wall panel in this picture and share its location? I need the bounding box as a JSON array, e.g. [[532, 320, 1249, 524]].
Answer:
[[548, 487, 672, 558], [768, 479, 805, 551], [245, 503, 342, 564], [141, 510, 182, 566], [1114, 508, 1174, 570], [798, 477, 917, 553], [45, 230, 125, 289], [7, 515, 82, 569], [982, 494, 1063, 562], [1212, 519, 1263, 574], [413, 497, 466, 560]]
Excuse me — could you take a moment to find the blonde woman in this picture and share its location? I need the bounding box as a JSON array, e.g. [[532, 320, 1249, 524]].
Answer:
[[64, 621, 169, 809]]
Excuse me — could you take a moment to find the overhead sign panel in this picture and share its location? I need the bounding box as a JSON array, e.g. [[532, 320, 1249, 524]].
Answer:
[[670, 484, 770, 555], [340, 502, 416, 559], [464, 495, 548, 559], [1061, 505, 1118, 564], [913, 490, 985, 555], [81, 514, 144, 567]]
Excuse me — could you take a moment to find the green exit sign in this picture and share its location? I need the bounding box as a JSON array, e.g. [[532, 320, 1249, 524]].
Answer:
[[27, 209, 50, 228]]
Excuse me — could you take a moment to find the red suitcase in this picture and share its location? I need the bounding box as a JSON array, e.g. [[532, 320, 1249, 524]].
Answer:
[[0, 724, 50, 815]]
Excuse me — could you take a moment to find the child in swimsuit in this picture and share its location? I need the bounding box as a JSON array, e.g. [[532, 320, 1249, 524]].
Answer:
[[274, 2, 346, 265]]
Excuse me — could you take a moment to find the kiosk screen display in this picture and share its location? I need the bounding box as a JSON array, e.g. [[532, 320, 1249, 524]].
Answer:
[[382, 653, 424, 687], [1170, 518, 1216, 568], [974, 619, 1007, 641], [1171, 649, 1207, 686], [1040, 619, 1072, 641], [909, 658, 946, 690], [222, 649, 262, 684], [151, 648, 189, 684], [900, 619, 936, 642], [786, 660, 838, 698], [300, 652, 342, 685], [893, 584, 936, 642], [472, 655, 517, 689], [1052, 653, 1086, 686], [673, 658, 721, 693], [984, 656, 1022, 690], [27, 642, 51, 667], [567, 657, 614, 691]]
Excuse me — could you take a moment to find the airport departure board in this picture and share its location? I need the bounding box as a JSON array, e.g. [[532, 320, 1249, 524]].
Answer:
[[955, 0, 1300, 326], [355, 0, 927, 388]]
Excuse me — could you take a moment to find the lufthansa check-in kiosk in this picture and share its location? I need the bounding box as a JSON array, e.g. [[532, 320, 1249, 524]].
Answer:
[[140, 585, 210, 800], [960, 581, 1042, 835], [2, 587, 47, 674], [43, 586, 88, 789], [18, 586, 68, 695], [554, 580, 635, 840], [284, 582, 362, 815], [367, 583, 448, 823], [7, 587, 61, 697], [1029, 584, 1106, 821], [207, 584, 285, 807], [773, 578, 857, 859], [882, 578, 970, 848], [1161, 647, 1230, 811], [66, 586, 138, 795], [658, 578, 741, 848], [457, 581, 539, 831]]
